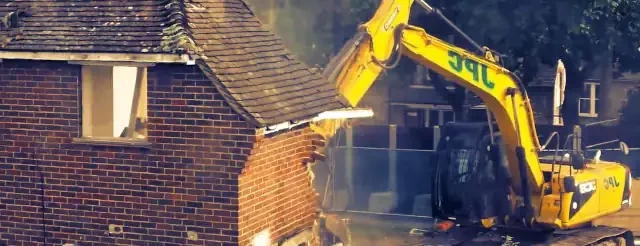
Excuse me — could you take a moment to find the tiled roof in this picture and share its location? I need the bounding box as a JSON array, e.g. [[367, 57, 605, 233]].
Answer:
[[529, 65, 602, 87], [0, 0, 347, 127], [527, 67, 559, 87], [531, 65, 640, 87]]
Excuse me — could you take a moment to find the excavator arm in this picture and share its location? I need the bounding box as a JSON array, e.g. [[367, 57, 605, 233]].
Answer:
[[322, 0, 543, 196], [321, 1, 636, 243]]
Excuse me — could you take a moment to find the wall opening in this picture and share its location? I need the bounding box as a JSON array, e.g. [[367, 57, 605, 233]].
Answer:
[[81, 65, 148, 140]]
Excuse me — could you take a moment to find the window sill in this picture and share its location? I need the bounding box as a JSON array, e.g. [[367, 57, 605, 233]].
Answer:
[[579, 114, 598, 118], [409, 85, 456, 90], [72, 137, 152, 148], [409, 84, 433, 89]]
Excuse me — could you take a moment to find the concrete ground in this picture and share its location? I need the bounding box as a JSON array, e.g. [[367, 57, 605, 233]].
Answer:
[[323, 180, 640, 245], [323, 212, 430, 246], [593, 179, 640, 235]]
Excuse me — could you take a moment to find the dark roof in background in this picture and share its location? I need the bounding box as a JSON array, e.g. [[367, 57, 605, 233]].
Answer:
[[528, 65, 626, 87], [527, 66, 599, 87], [0, 0, 347, 127]]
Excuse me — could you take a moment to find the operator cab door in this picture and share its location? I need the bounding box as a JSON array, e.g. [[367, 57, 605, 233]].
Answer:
[[432, 122, 512, 224]]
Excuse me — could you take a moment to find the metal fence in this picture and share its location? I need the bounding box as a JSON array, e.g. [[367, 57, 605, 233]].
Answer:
[[312, 125, 640, 216]]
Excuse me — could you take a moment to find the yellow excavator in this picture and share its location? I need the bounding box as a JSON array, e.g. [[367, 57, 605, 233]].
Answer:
[[321, 0, 634, 245]]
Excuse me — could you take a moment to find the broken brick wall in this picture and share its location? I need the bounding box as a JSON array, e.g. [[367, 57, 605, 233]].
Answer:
[[0, 60, 260, 245], [238, 126, 323, 245]]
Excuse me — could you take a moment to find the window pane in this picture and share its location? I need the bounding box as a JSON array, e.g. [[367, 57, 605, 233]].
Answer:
[[423, 78, 433, 86], [413, 65, 424, 85], [582, 83, 590, 96], [579, 98, 591, 114], [82, 66, 115, 138], [594, 83, 601, 99], [113, 66, 139, 137], [413, 65, 432, 86], [594, 98, 600, 114], [429, 110, 440, 127], [405, 109, 425, 127], [82, 66, 147, 139], [417, 68, 434, 86], [443, 110, 454, 123]]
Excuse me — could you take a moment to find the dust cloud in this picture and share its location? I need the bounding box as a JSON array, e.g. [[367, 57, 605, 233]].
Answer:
[[242, 0, 337, 68], [243, 0, 390, 123]]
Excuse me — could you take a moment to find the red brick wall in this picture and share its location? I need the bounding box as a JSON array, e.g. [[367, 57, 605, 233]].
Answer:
[[238, 127, 322, 245], [0, 60, 261, 245]]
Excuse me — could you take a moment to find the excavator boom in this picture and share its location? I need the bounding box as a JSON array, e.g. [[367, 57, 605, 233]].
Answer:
[[322, 1, 635, 244], [323, 0, 543, 194]]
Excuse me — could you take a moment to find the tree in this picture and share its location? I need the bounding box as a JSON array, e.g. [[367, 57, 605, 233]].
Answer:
[[324, 0, 640, 130], [619, 85, 640, 146], [430, 0, 640, 129], [322, 0, 478, 120], [244, 0, 341, 67]]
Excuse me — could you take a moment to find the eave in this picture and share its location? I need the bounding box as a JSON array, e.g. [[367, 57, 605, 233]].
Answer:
[[0, 51, 198, 64]]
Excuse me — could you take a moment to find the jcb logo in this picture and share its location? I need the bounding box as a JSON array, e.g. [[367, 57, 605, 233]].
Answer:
[[579, 181, 596, 194], [447, 50, 496, 90], [383, 7, 400, 31]]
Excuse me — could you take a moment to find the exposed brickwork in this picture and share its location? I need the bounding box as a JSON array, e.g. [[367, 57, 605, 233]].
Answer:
[[0, 59, 324, 246], [0, 0, 347, 127], [238, 127, 321, 245], [0, 59, 312, 246]]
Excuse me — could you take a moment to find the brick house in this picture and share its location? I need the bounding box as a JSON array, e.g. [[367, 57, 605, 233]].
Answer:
[[0, 1, 348, 246], [527, 65, 640, 126]]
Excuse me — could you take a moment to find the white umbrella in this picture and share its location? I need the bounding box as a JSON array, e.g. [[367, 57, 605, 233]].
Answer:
[[553, 59, 566, 126]]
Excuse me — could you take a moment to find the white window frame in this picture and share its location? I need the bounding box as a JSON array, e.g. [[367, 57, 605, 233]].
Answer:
[[411, 35, 457, 90], [578, 82, 599, 118], [410, 65, 432, 88], [393, 103, 456, 127], [410, 65, 455, 90], [80, 64, 149, 140], [403, 108, 425, 127], [426, 108, 455, 127]]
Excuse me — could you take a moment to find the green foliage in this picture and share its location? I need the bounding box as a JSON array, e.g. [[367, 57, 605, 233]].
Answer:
[[318, 0, 640, 83], [620, 86, 640, 127], [324, 0, 640, 126], [618, 85, 640, 144], [451, 0, 640, 80], [248, 0, 640, 81], [271, 1, 335, 67], [346, 0, 379, 24], [433, 0, 640, 126], [242, 0, 337, 67]]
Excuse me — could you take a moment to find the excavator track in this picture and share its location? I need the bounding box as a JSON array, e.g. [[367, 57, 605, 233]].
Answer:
[[541, 226, 632, 246], [414, 225, 632, 246], [590, 237, 626, 246]]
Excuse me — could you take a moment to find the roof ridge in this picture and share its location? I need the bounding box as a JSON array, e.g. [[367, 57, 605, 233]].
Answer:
[[179, 0, 348, 126], [0, 4, 34, 48], [0, 0, 347, 127], [155, 0, 205, 56]]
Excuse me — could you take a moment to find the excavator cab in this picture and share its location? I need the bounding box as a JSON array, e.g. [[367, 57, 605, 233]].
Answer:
[[431, 122, 512, 225]]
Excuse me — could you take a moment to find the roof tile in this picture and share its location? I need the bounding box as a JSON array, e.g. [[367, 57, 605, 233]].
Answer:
[[0, 0, 347, 127]]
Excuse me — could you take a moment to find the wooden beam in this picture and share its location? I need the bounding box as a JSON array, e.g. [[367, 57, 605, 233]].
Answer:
[[72, 137, 152, 148], [68, 61, 156, 67], [0, 51, 197, 64], [125, 67, 145, 138]]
